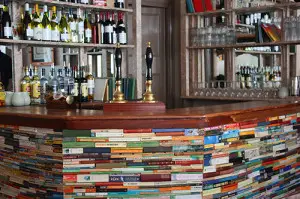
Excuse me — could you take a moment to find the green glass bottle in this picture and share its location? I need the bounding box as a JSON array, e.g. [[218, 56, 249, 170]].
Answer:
[[51, 6, 60, 42], [84, 10, 92, 43], [41, 5, 51, 41], [59, 8, 70, 42]]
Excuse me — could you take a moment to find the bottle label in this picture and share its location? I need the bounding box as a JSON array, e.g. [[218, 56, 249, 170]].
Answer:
[[119, 32, 127, 44], [31, 83, 41, 99], [85, 29, 92, 38], [21, 83, 31, 93], [100, 25, 104, 43], [81, 83, 88, 97], [26, 28, 34, 38], [78, 22, 84, 32], [4, 27, 12, 37], [42, 27, 51, 41], [71, 32, 79, 43], [87, 79, 94, 88], [105, 25, 113, 33], [113, 32, 117, 44], [51, 29, 60, 41], [70, 22, 77, 31], [34, 27, 43, 40], [118, 0, 124, 2], [52, 85, 58, 93], [73, 83, 79, 96], [61, 28, 69, 42], [40, 82, 47, 94]]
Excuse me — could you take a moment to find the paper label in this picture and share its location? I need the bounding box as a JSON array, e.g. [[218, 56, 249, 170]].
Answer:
[[34, 27, 42, 40], [26, 28, 34, 37], [73, 83, 78, 96], [61, 32, 69, 42], [70, 22, 77, 31], [31, 83, 40, 99], [63, 148, 83, 154], [42, 27, 51, 41], [51, 29, 60, 41], [210, 156, 229, 165], [105, 25, 113, 33], [85, 29, 92, 39], [4, 26, 12, 37], [119, 32, 127, 44], [81, 83, 88, 97], [203, 166, 216, 173], [78, 22, 84, 32], [21, 83, 31, 93]]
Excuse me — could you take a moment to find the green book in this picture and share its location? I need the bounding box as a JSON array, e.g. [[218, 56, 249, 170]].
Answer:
[[63, 130, 91, 137], [63, 142, 95, 148], [127, 141, 160, 148]]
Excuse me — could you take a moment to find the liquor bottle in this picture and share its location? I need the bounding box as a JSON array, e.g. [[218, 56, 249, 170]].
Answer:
[[33, 4, 42, 41], [40, 68, 48, 104], [99, 13, 105, 44], [31, 66, 40, 104], [41, 5, 51, 41], [23, 3, 33, 40], [0, 4, 3, 39], [59, 8, 70, 42], [115, 0, 125, 8], [80, 65, 88, 102], [57, 69, 64, 94], [68, 8, 78, 43], [84, 10, 92, 43], [80, 0, 89, 4], [86, 65, 94, 101], [112, 13, 117, 44], [104, 12, 113, 44], [117, 12, 127, 44], [64, 64, 74, 95], [2, 0, 12, 39], [29, 64, 33, 80], [21, 66, 31, 94], [48, 64, 59, 98], [77, 8, 84, 43], [73, 66, 79, 102], [51, 6, 60, 42]]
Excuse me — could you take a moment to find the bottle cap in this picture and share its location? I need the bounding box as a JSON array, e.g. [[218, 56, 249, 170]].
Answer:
[[43, 5, 47, 12], [25, 3, 29, 11], [147, 42, 151, 47]]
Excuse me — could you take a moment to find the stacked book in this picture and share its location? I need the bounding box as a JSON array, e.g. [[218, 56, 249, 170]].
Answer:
[[0, 125, 63, 198]]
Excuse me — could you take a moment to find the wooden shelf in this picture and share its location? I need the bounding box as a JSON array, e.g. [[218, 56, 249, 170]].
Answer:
[[0, 39, 134, 49], [187, 40, 300, 49], [181, 95, 300, 102], [235, 50, 296, 55], [19, 0, 133, 13]]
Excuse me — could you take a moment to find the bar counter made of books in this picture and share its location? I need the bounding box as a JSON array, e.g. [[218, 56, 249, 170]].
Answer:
[[0, 110, 299, 199]]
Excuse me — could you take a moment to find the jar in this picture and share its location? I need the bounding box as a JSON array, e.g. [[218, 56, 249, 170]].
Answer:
[[21, 92, 31, 106], [12, 92, 25, 107]]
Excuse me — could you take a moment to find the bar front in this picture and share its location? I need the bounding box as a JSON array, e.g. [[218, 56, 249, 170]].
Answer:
[[0, 101, 299, 198]]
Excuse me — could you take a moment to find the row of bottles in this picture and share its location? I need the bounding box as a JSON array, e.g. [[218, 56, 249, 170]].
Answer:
[[236, 65, 282, 89], [22, 3, 127, 44], [20, 62, 95, 105], [59, 0, 125, 9]]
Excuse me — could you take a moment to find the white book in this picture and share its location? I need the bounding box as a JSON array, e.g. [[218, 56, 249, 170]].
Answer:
[[112, 168, 144, 172], [175, 195, 202, 199], [124, 133, 155, 137], [93, 132, 124, 137], [124, 182, 155, 187], [63, 164, 95, 169], [92, 129, 123, 133], [63, 148, 83, 154], [141, 136, 172, 141], [171, 174, 203, 181], [109, 137, 141, 142], [95, 142, 127, 148], [77, 174, 109, 183]]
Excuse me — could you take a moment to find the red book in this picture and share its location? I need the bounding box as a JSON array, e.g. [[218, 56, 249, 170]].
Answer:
[[204, 0, 213, 11], [123, 129, 152, 133], [141, 174, 171, 182], [192, 0, 204, 12]]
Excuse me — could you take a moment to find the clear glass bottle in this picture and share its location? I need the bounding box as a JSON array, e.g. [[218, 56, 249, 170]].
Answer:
[[84, 10, 92, 43], [59, 8, 70, 42], [80, 65, 88, 102], [48, 64, 59, 98], [31, 66, 41, 104], [21, 66, 31, 94], [40, 68, 48, 104], [57, 69, 64, 94], [86, 65, 94, 101], [77, 8, 84, 43], [69, 8, 78, 43]]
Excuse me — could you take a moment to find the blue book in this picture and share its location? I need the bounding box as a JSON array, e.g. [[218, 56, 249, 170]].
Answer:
[[186, 0, 195, 13], [152, 128, 185, 133]]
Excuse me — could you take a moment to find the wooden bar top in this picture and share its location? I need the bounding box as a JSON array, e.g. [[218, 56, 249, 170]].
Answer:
[[0, 101, 299, 129]]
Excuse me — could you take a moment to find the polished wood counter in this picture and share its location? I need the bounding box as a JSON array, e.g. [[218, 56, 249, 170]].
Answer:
[[0, 101, 300, 129]]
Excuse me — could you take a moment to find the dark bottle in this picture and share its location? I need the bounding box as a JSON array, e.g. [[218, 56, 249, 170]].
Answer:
[[0, 3, 3, 38], [73, 66, 80, 102], [99, 12, 105, 44], [145, 42, 153, 81], [23, 3, 33, 40], [104, 12, 113, 44], [80, 66, 88, 102], [117, 12, 127, 44], [112, 12, 117, 44], [115, 0, 125, 8], [2, 0, 12, 39], [115, 43, 122, 81]]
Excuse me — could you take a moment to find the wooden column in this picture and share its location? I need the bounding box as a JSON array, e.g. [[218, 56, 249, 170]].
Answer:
[[79, 47, 88, 66], [132, 0, 142, 98], [12, 1, 23, 92]]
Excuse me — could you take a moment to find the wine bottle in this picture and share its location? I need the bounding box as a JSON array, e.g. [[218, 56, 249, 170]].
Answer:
[[57, 69, 64, 94], [86, 65, 94, 101], [68, 8, 78, 43], [73, 66, 79, 102], [104, 12, 113, 44], [115, 0, 125, 8], [0, 3, 3, 38], [2, 0, 12, 39], [33, 4, 42, 41], [84, 10, 92, 43], [80, 0, 89, 4], [117, 12, 127, 44], [48, 64, 59, 98], [112, 12, 117, 44], [21, 66, 31, 94], [42, 5, 51, 41], [80, 65, 88, 102], [92, 14, 97, 44], [59, 8, 70, 42], [77, 8, 84, 43], [99, 12, 105, 44], [31, 66, 41, 105], [40, 68, 48, 104], [51, 6, 60, 42], [23, 3, 33, 40]]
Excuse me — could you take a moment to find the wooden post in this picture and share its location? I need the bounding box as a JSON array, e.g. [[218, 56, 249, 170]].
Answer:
[[132, 0, 142, 98]]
